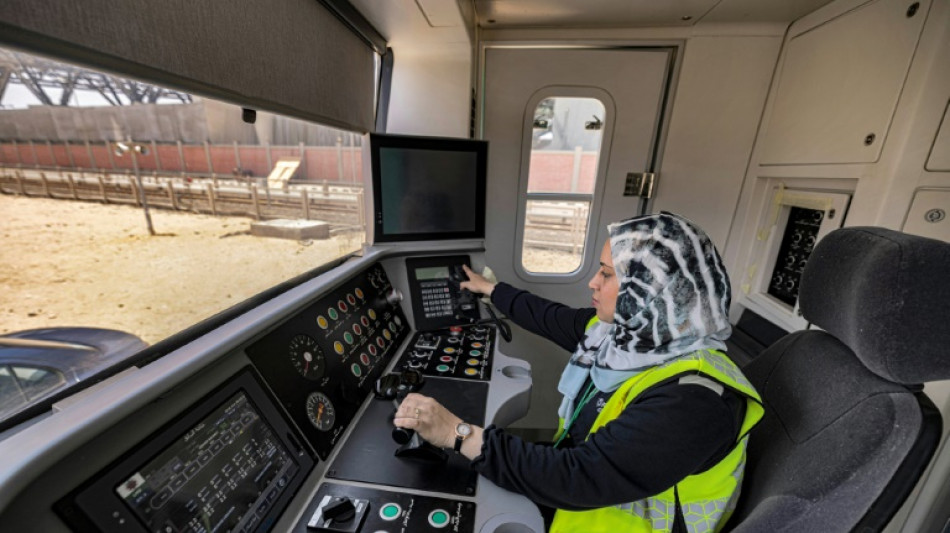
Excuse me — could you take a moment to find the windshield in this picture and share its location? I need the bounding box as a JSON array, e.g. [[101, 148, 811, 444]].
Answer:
[[0, 47, 368, 424]]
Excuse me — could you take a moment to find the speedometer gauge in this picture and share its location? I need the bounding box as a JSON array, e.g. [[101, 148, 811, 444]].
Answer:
[[289, 335, 325, 381], [305, 392, 336, 432]]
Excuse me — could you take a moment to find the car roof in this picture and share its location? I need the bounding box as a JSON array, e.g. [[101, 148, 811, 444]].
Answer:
[[0, 327, 147, 381]]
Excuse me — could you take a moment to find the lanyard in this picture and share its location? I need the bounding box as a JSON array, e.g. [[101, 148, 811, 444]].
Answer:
[[554, 381, 598, 448]]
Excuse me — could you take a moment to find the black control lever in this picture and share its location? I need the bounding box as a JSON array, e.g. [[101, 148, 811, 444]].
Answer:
[[390, 398, 447, 462], [373, 371, 432, 447], [450, 264, 478, 322], [322, 497, 356, 523], [395, 432, 447, 462]]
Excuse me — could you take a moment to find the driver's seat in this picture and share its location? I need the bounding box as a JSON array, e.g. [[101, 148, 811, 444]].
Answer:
[[728, 227, 950, 531]]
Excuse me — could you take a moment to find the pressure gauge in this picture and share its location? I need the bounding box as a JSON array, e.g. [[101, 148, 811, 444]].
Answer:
[[305, 392, 336, 432], [289, 335, 325, 381]]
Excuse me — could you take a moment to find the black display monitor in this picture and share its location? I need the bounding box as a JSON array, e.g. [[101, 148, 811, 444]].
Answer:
[[369, 133, 487, 242]]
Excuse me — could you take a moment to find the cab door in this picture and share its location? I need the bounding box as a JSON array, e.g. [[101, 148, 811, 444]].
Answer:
[[480, 47, 673, 428]]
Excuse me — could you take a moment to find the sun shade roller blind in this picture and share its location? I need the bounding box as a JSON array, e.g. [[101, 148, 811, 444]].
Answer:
[[0, 0, 378, 133]]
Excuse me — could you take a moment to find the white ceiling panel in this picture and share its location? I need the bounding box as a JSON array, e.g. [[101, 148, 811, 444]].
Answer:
[[472, 0, 838, 27], [473, 0, 717, 28], [700, 0, 838, 23]]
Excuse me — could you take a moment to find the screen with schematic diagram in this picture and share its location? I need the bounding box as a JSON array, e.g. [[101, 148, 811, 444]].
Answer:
[[55, 369, 314, 533], [114, 391, 298, 532]]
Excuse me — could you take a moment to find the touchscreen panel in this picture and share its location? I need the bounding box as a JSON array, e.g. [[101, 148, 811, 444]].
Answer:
[[116, 392, 297, 532], [57, 369, 314, 533]]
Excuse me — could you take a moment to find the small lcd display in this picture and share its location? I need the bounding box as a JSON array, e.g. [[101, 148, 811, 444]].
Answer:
[[415, 266, 450, 281], [116, 392, 299, 533]]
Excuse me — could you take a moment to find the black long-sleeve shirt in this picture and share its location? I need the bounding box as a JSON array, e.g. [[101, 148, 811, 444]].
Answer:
[[471, 282, 745, 510]]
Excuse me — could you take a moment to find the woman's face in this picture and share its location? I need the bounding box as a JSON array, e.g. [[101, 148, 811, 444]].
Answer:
[[588, 240, 619, 323]]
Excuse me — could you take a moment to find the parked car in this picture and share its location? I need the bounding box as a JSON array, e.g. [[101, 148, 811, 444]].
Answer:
[[0, 327, 148, 421]]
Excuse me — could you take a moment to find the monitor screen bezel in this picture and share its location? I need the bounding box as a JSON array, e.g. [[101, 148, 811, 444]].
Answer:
[[369, 133, 487, 243]]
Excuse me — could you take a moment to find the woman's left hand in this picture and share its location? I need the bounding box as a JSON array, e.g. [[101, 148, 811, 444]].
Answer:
[[393, 393, 461, 449]]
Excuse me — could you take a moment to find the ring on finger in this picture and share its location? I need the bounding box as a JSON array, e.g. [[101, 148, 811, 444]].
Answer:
[[414, 407, 421, 418]]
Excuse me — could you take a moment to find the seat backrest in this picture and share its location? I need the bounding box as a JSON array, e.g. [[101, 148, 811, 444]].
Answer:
[[729, 227, 950, 532]]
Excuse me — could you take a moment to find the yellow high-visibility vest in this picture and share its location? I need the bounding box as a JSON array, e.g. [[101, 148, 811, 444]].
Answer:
[[551, 332, 763, 533]]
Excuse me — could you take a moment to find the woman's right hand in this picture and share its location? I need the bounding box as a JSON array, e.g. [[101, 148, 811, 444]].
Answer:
[[460, 265, 496, 297]]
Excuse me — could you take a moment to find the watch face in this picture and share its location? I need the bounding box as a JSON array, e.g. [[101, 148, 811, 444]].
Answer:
[[456, 423, 472, 437]]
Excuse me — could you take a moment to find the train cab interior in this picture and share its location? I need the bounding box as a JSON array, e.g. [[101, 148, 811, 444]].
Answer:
[[1, 0, 949, 531]]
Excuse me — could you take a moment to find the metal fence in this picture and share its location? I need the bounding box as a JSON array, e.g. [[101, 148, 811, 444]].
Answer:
[[1, 167, 591, 252], [0, 168, 364, 232]]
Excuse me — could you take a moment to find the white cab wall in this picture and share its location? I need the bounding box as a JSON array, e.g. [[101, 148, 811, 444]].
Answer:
[[650, 30, 783, 247], [387, 51, 472, 137], [349, 0, 474, 137]]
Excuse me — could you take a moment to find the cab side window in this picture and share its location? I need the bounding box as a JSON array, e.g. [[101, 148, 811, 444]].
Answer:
[[520, 97, 606, 274]]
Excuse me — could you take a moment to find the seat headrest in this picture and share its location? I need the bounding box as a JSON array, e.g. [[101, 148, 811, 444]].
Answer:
[[799, 227, 950, 384]]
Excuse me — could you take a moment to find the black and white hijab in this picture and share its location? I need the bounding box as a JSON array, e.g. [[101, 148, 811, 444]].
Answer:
[[557, 212, 733, 420]]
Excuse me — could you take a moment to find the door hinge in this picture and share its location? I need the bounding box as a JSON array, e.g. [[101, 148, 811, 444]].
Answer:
[[624, 172, 655, 198]]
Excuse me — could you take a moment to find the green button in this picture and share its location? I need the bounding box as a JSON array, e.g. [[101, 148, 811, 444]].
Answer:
[[351, 364, 362, 377], [436, 364, 450, 373], [429, 509, 450, 528], [469, 350, 481, 356], [380, 503, 401, 520]]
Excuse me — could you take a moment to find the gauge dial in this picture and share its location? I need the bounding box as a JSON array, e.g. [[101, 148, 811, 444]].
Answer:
[[289, 335, 326, 380], [305, 392, 336, 432]]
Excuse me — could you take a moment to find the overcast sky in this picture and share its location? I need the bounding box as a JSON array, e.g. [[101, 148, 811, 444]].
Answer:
[[1, 83, 119, 109]]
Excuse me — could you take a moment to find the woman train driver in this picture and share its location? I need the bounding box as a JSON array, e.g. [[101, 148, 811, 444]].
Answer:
[[393, 212, 764, 533]]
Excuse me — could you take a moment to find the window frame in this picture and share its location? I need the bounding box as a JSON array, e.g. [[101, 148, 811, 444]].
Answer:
[[0, 365, 29, 414], [10, 365, 67, 401], [513, 87, 615, 284]]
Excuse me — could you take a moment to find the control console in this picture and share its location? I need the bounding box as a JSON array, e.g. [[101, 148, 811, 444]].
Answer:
[[45, 255, 540, 533], [246, 263, 410, 460], [396, 324, 496, 381], [298, 482, 475, 533]]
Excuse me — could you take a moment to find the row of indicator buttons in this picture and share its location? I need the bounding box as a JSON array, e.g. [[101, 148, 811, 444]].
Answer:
[[432, 355, 483, 366], [332, 320, 402, 356], [377, 503, 452, 528], [446, 336, 486, 347], [409, 346, 482, 362], [350, 351, 380, 378], [440, 347, 482, 357], [334, 333, 388, 356], [405, 360, 480, 377], [316, 306, 376, 330]]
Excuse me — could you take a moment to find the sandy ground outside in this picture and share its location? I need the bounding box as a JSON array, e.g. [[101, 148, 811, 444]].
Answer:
[[1, 194, 363, 343], [1, 194, 580, 345]]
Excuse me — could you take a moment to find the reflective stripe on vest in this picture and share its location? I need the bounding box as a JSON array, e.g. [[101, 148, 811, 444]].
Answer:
[[550, 349, 764, 533]]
